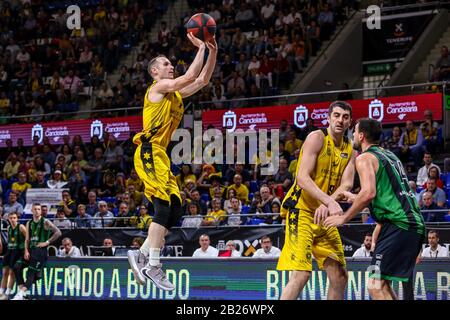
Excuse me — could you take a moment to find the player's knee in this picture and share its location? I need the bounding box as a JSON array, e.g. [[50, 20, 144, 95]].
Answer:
[[290, 270, 311, 283]]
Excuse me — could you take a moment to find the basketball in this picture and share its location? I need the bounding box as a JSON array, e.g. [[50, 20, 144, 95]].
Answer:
[[186, 13, 216, 42]]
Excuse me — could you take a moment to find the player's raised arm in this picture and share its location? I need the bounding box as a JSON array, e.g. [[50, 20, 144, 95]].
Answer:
[[180, 37, 218, 98], [296, 130, 343, 216], [152, 33, 206, 94]]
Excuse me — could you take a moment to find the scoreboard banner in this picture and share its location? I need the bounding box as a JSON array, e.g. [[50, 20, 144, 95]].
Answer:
[[202, 93, 443, 132], [0, 257, 448, 300]]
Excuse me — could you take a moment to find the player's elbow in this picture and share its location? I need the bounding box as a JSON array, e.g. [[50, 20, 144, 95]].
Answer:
[[363, 189, 376, 202]]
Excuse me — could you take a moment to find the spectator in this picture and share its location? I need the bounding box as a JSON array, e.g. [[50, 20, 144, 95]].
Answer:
[[224, 240, 241, 257], [416, 152, 440, 187], [227, 174, 250, 204], [58, 237, 81, 257], [104, 135, 124, 172], [182, 202, 203, 228], [131, 237, 144, 249], [252, 236, 281, 258], [3, 153, 20, 179], [418, 178, 446, 208], [84, 148, 105, 188], [135, 205, 152, 230], [189, 189, 208, 216], [85, 191, 99, 216], [59, 190, 77, 218], [423, 166, 443, 189], [47, 170, 68, 189], [284, 130, 302, 156], [227, 197, 244, 226], [74, 204, 93, 228], [279, 119, 289, 142], [421, 230, 449, 258], [431, 45, 450, 81], [114, 202, 132, 227], [2, 192, 23, 219], [420, 191, 445, 222], [399, 120, 424, 168], [250, 186, 279, 223], [176, 164, 196, 190], [93, 200, 114, 228], [11, 172, 31, 203], [352, 233, 372, 258], [41, 205, 49, 218], [420, 110, 439, 153], [192, 234, 218, 258], [53, 209, 72, 229], [288, 149, 300, 176], [408, 181, 421, 203], [102, 238, 115, 256], [126, 168, 143, 192], [203, 197, 227, 226], [274, 157, 294, 193]]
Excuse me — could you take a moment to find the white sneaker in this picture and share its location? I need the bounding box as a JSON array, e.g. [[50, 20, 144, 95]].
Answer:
[[127, 250, 147, 285], [141, 264, 175, 291], [0, 293, 8, 300], [11, 292, 24, 300]]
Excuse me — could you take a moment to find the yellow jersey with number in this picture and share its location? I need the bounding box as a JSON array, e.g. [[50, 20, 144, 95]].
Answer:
[[281, 129, 353, 216], [133, 81, 184, 149]]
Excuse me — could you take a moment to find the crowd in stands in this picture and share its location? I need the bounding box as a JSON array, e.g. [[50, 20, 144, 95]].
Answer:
[[0, 0, 169, 124], [0, 105, 447, 234]]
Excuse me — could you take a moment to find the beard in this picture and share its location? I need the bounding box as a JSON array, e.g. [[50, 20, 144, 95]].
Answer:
[[353, 140, 362, 152]]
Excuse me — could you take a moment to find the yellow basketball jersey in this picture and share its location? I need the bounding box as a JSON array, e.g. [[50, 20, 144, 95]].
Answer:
[[281, 129, 353, 215], [133, 81, 184, 148]]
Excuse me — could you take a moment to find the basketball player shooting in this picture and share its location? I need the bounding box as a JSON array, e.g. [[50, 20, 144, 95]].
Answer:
[[127, 27, 217, 291]]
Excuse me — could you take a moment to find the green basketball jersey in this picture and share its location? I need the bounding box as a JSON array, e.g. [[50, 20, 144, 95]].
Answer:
[[364, 146, 425, 234]]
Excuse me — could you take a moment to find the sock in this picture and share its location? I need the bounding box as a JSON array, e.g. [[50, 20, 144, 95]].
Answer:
[[140, 237, 150, 257], [5, 288, 10, 295], [149, 248, 160, 267], [0, 288, 4, 295]]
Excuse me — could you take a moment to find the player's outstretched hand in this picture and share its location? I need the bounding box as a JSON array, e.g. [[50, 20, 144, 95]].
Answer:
[[314, 204, 329, 225], [187, 32, 205, 48], [327, 199, 343, 216], [205, 36, 217, 51], [323, 215, 346, 228]]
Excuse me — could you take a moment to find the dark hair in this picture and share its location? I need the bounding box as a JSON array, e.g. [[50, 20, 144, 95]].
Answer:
[[328, 101, 352, 118], [365, 233, 372, 238], [261, 235, 271, 242], [424, 151, 432, 157], [356, 118, 382, 144], [428, 230, 439, 237]]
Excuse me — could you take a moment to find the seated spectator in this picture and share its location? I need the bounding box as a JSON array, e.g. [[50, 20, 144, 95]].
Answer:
[[249, 186, 279, 223], [114, 202, 132, 227], [423, 166, 443, 189], [127, 184, 143, 208], [189, 189, 208, 216], [30, 171, 48, 189], [399, 120, 424, 168], [271, 201, 282, 224], [2, 192, 24, 219], [53, 209, 72, 229], [352, 233, 372, 258], [11, 172, 31, 204], [93, 200, 115, 228], [420, 110, 439, 154], [59, 190, 77, 218], [103, 135, 124, 173], [102, 238, 115, 256], [3, 153, 20, 179], [420, 191, 445, 222], [125, 169, 143, 192], [288, 149, 300, 176], [75, 204, 93, 228], [131, 237, 144, 249], [274, 157, 293, 193], [224, 240, 241, 257], [252, 236, 281, 258], [431, 45, 450, 82], [227, 174, 250, 204], [408, 181, 421, 203], [381, 126, 402, 158], [182, 202, 203, 228], [224, 163, 251, 188], [192, 234, 218, 258], [47, 170, 68, 189], [58, 237, 82, 257], [227, 197, 244, 226], [416, 152, 440, 187], [284, 130, 302, 156], [418, 178, 446, 208], [208, 175, 225, 200], [421, 230, 449, 258], [203, 197, 227, 226], [135, 205, 152, 230], [85, 191, 99, 216], [176, 164, 196, 190], [41, 205, 49, 218]]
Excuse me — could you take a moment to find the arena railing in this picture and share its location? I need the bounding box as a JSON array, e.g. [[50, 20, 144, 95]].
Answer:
[[3, 209, 448, 230]]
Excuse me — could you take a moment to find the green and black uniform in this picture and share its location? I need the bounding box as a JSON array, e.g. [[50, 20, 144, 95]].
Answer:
[[365, 146, 425, 282], [2, 224, 25, 268], [14, 218, 52, 289]]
